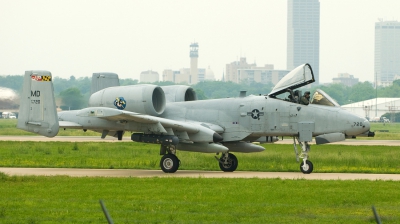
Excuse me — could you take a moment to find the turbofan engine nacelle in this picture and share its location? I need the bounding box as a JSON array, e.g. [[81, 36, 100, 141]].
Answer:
[[88, 84, 166, 116], [161, 85, 197, 102]]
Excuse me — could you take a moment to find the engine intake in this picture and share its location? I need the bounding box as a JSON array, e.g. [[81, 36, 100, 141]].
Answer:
[[161, 85, 197, 102]]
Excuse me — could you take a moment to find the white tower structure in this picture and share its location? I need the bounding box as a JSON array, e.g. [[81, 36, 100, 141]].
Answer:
[[190, 42, 199, 84]]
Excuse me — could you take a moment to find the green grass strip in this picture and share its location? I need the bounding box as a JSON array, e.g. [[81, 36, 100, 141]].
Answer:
[[0, 174, 399, 223], [1, 141, 400, 173]]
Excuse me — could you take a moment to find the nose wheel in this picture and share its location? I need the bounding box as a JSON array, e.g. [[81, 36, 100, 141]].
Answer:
[[293, 137, 314, 174], [300, 160, 313, 174]]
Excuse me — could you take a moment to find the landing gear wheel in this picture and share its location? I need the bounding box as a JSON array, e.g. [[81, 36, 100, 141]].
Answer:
[[300, 160, 313, 174], [160, 154, 179, 173], [219, 153, 238, 172]]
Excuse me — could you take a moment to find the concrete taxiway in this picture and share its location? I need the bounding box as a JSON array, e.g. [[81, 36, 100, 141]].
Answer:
[[1, 168, 400, 181], [1, 135, 399, 180]]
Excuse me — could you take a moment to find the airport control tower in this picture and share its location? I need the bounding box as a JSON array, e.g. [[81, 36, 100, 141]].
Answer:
[[190, 42, 199, 84]]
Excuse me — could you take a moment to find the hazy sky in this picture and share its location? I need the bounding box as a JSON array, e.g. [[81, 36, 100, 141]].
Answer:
[[0, 0, 399, 83]]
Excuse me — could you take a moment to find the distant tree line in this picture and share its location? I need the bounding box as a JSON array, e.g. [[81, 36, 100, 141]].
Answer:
[[1, 75, 400, 110]]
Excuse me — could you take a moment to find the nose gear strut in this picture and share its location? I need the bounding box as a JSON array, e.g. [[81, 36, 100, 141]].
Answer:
[[293, 137, 313, 174]]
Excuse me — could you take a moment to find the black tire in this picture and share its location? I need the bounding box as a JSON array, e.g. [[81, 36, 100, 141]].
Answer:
[[300, 160, 313, 174], [160, 154, 179, 173], [219, 153, 238, 172]]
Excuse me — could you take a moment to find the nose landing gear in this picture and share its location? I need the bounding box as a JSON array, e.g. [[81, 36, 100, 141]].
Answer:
[[293, 137, 314, 174]]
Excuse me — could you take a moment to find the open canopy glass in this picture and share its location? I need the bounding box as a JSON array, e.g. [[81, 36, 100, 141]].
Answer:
[[268, 63, 315, 97]]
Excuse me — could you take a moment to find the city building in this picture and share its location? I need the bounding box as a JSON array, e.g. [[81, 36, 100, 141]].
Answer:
[[226, 57, 289, 84], [332, 73, 359, 87], [162, 42, 214, 84], [140, 70, 159, 83], [175, 68, 190, 84], [287, 0, 320, 84], [225, 57, 256, 83], [374, 20, 400, 87], [162, 69, 177, 83], [204, 66, 216, 81], [237, 66, 289, 85]]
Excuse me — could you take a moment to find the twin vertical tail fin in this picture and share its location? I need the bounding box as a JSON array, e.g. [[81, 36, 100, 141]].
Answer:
[[17, 71, 59, 137], [91, 72, 120, 95]]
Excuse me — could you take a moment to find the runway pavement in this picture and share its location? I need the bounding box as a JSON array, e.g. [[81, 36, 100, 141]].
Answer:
[[1, 167, 400, 181], [1, 135, 399, 180]]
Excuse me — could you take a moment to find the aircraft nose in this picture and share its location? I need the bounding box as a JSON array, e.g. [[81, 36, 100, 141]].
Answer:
[[342, 110, 370, 136], [362, 119, 375, 137], [364, 118, 370, 131]]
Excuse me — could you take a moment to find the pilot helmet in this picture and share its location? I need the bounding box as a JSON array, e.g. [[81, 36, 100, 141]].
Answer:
[[305, 91, 310, 95]]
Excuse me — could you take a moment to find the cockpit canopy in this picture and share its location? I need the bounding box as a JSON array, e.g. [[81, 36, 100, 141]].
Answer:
[[268, 63, 314, 97], [268, 63, 340, 107], [310, 89, 340, 107]]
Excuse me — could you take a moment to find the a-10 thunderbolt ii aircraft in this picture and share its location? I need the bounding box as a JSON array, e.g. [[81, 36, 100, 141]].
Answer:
[[17, 64, 374, 174]]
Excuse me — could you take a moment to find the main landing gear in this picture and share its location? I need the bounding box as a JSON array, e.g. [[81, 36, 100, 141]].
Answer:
[[293, 137, 314, 174], [215, 152, 238, 172], [159, 145, 180, 173]]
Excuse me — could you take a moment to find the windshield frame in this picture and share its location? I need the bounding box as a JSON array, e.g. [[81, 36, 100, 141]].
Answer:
[[310, 89, 340, 107]]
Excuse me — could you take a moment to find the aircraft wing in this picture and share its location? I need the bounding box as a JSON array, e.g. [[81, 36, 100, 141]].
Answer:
[[75, 107, 223, 142]]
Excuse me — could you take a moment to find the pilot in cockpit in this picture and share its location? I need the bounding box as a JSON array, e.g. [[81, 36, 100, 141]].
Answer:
[[300, 91, 310, 105]]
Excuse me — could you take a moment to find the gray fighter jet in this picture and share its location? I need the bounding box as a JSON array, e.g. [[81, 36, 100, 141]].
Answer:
[[17, 64, 374, 174]]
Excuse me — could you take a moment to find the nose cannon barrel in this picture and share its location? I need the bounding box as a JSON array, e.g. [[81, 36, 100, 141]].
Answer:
[[367, 131, 375, 137], [357, 130, 375, 137]]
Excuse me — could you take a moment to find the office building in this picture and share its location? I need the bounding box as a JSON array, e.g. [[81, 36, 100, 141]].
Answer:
[[163, 42, 214, 84], [140, 70, 159, 83], [287, 0, 320, 84], [225, 57, 256, 83], [237, 66, 289, 85], [332, 73, 359, 87], [375, 20, 400, 87]]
